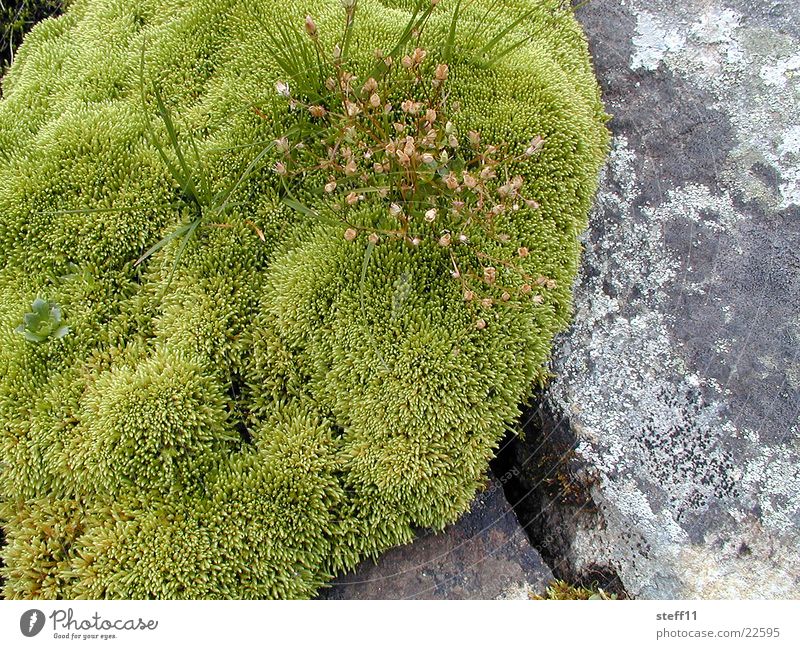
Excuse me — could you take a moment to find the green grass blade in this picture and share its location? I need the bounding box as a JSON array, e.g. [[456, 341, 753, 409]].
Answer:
[[161, 218, 200, 293], [41, 202, 184, 216], [214, 139, 278, 216], [476, 9, 536, 59], [152, 83, 202, 207], [140, 41, 192, 200], [443, 0, 463, 60], [133, 222, 192, 267], [484, 33, 534, 65], [281, 196, 318, 218], [187, 128, 213, 205]]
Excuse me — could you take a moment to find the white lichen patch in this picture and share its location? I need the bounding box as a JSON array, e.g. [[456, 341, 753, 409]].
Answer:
[[631, 11, 686, 72], [760, 53, 800, 88], [628, 1, 800, 210]]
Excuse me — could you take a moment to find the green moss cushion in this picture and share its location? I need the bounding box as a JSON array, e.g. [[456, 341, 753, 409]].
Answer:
[[0, 0, 608, 598]]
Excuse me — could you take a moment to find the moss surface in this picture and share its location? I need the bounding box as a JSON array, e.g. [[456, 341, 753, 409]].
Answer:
[[0, 0, 608, 598]]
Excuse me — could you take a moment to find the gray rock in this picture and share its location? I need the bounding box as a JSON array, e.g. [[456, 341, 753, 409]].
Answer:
[[514, 0, 800, 599], [320, 476, 553, 600]]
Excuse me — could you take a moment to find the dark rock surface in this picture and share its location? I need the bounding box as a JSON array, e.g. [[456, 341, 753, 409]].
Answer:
[[511, 0, 800, 598], [320, 476, 552, 600]]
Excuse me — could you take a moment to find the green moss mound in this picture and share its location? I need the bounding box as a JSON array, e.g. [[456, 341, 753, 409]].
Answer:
[[0, 0, 608, 598]]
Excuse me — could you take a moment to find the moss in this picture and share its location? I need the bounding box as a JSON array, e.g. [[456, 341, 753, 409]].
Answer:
[[0, 0, 608, 598], [533, 580, 619, 600]]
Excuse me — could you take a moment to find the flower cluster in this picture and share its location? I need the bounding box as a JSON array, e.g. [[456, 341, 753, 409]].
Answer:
[[267, 8, 557, 326]]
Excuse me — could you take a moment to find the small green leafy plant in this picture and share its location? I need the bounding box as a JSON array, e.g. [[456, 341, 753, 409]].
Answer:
[[14, 297, 69, 343], [134, 44, 274, 293]]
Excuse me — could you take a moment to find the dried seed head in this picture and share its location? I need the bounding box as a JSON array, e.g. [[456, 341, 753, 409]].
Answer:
[[521, 284, 532, 294], [532, 295, 544, 305], [324, 181, 337, 193], [525, 135, 545, 157], [475, 318, 487, 330], [344, 101, 361, 117], [480, 166, 496, 180], [273, 161, 287, 176], [435, 63, 449, 81], [483, 266, 497, 284], [438, 232, 452, 247], [518, 247, 529, 258], [344, 228, 358, 241], [393, 122, 406, 133], [468, 130, 481, 147], [444, 172, 459, 190], [481, 298, 493, 309], [363, 77, 378, 93], [275, 137, 290, 153], [304, 15, 318, 38], [413, 48, 427, 64], [410, 236, 421, 246], [396, 150, 411, 166], [389, 203, 403, 217], [525, 198, 540, 210], [368, 232, 380, 245], [345, 192, 360, 206], [275, 81, 290, 97], [309, 105, 327, 118], [369, 93, 381, 108], [421, 152, 435, 164], [344, 159, 358, 176], [462, 173, 477, 189], [401, 55, 414, 68], [425, 108, 437, 123], [325, 77, 337, 91], [501, 291, 511, 302], [424, 208, 437, 223], [401, 99, 419, 114], [545, 279, 557, 290], [464, 290, 475, 301], [458, 233, 468, 243]]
